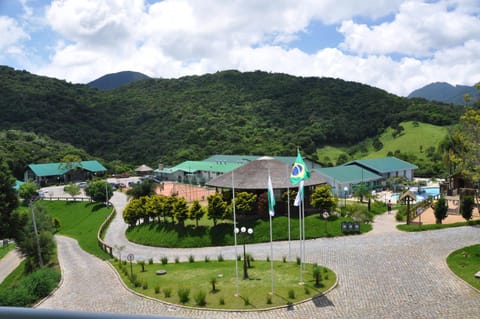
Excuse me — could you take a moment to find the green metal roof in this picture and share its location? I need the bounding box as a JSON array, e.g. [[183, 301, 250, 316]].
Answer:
[[157, 160, 243, 174], [317, 165, 382, 183], [14, 180, 25, 190], [345, 157, 417, 173], [28, 160, 106, 177]]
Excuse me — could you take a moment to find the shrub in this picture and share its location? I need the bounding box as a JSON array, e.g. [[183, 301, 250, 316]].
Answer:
[[138, 260, 146, 272], [161, 256, 168, 265], [266, 295, 272, 304], [217, 254, 224, 262], [244, 296, 250, 306], [178, 288, 190, 304], [266, 255, 270, 262], [154, 285, 160, 294], [163, 287, 172, 298], [288, 289, 295, 299], [148, 258, 154, 265], [204, 256, 210, 262], [142, 281, 148, 290], [296, 256, 301, 265], [188, 255, 195, 263], [282, 256, 287, 263], [174, 256, 180, 263], [219, 296, 225, 305], [194, 290, 207, 306], [304, 286, 310, 295]]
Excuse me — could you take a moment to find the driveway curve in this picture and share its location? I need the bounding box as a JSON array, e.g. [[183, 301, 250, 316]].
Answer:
[[38, 192, 480, 318]]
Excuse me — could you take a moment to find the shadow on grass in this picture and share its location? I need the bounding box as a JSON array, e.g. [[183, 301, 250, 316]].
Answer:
[[84, 202, 107, 212]]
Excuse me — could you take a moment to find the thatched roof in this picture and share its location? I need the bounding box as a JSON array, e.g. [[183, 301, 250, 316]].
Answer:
[[206, 156, 326, 190]]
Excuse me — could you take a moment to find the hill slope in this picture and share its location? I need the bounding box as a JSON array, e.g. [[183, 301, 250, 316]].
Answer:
[[408, 82, 479, 105], [88, 71, 150, 90], [0, 66, 464, 167]]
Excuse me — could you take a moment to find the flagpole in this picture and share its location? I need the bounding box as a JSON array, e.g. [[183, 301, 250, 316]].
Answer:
[[298, 181, 303, 284], [268, 169, 274, 294], [232, 170, 239, 296], [302, 188, 306, 273], [287, 165, 291, 260]]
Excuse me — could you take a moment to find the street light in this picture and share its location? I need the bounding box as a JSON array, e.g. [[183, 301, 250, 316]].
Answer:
[[235, 226, 253, 279]]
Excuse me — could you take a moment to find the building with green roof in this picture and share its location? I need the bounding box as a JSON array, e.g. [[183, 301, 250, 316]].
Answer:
[[317, 166, 383, 196], [345, 157, 417, 180], [25, 160, 107, 186]]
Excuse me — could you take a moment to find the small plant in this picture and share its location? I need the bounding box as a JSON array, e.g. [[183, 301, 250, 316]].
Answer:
[[217, 254, 224, 262], [138, 260, 146, 272], [204, 256, 210, 262], [219, 296, 225, 305], [266, 255, 270, 262], [154, 285, 160, 294], [296, 256, 301, 265], [266, 295, 272, 304], [188, 255, 195, 263], [194, 290, 207, 306], [178, 287, 190, 304], [148, 258, 154, 265], [304, 286, 310, 295], [142, 281, 148, 290], [163, 287, 172, 298], [282, 256, 287, 263], [209, 277, 217, 293], [174, 256, 179, 263], [161, 256, 168, 265], [244, 296, 250, 306], [237, 254, 241, 261], [129, 273, 137, 284], [288, 289, 295, 299], [134, 279, 141, 288]]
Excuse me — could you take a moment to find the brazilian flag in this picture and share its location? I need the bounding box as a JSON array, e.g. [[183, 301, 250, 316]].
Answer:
[[290, 150, 310, 185]]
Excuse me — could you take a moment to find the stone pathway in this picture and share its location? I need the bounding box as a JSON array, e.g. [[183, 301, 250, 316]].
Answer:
[[37, 192, 480, 318]]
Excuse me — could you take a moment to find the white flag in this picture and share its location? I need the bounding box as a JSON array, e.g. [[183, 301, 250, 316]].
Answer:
[[268, 175, 275, 216], [294, 180, 304, 207]]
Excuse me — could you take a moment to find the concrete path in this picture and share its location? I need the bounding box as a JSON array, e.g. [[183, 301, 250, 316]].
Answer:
[[38, 192, 480, 318], [0, 249, 23, 284]]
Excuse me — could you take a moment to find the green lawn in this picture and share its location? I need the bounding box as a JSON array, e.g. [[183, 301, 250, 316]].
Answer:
[[40, 201, 112, 259], [397, 220, 480, 232], [0, 242, 16, 260], [126, 214, 372, 248], [447, 244, 480, 290], [114, 259, 336, 309]]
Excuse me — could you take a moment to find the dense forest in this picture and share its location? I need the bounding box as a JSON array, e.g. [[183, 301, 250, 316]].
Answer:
[[0, 66, 465, 174]]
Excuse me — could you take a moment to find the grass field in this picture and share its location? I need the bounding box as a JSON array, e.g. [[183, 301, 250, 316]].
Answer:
[[316, 121, 448, 165], [40, 201, 112, 259], [114, 259, 336, 309], [447, 244, 480, 290], [126, 214, 372, 248]]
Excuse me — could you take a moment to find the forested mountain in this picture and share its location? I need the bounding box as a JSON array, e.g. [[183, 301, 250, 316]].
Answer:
[[0, 66, 465, 169], [408, 82, 479, 105], [88, 71, 150, 90]]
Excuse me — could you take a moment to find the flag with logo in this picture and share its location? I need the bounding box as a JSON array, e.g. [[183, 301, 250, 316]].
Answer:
[[290, 150, 310, 185], [268, 175, 275, 216]]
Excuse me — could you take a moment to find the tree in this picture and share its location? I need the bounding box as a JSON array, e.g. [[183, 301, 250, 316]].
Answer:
[[85, 180, 112, 203], [126, 180, 155, 199], [123, 198, 142, 227], [64, 182, 81, 200], [189, 200, 204, 227], [434, 197, 448, 224], [173, 197, 188, 226], [234, 192, 257, 216], [18, 182, 38, 203], [310, 185, 337, 213], [312, 263, 322, 287], [460, 195, 474, 221], [451, 109, 480, 183], [15, 204, 55, 270], [207, 193, 227, 226], [352, 183, 370, 203], [58, 154, 82, 171], [0, 157, 20, 239]]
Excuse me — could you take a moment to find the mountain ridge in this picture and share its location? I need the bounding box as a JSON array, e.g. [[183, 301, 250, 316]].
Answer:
[[408, 82, 479, 105], [87, 70, 150, 90]]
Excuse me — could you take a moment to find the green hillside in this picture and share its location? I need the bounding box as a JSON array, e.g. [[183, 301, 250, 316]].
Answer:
[[0, 66, 464, 174], [317, 121, 449, 176]]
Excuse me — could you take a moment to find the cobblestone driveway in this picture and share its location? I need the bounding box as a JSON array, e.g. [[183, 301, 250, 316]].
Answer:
[[38, 192, 480, 318]]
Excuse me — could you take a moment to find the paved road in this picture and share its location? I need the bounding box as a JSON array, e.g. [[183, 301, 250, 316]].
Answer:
[[0, 248, 22, 284], [38, 192, 480, 318]]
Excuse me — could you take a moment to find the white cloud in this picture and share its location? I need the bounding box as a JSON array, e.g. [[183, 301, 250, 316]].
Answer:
[[20, 0, 480, 97], [0, 16, 30, 55], [339, 0, 480, 57]]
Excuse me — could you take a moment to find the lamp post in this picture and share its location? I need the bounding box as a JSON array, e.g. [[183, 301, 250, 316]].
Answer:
[[235, 226, 253, 279], [344, 186, 348, 207]]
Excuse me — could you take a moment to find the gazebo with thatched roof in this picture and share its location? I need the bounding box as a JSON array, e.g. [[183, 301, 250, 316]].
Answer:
[[135, 164, 153, 176], [206, 156, 326, 191]]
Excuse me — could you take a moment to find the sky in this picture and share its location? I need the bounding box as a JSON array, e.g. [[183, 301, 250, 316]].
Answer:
[[0, 0, 479, 96]]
